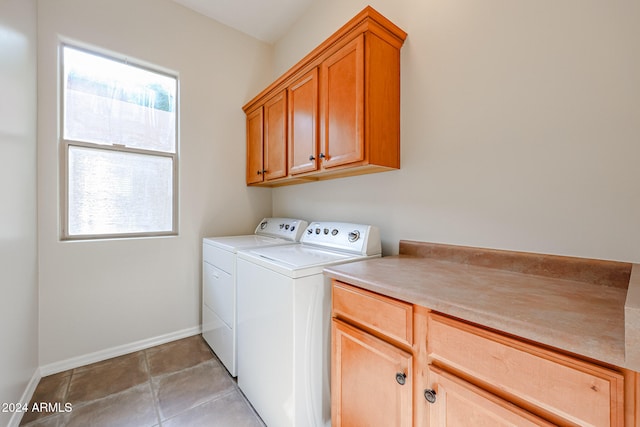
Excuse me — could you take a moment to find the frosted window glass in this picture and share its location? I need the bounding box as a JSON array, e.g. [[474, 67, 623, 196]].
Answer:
[[61, 44, 178, 239], [63, 46, 176, 153], [68, 146, 173, 236]]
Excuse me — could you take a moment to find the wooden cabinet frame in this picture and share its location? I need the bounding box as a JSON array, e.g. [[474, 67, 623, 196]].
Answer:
[[332, 319, 413, 427], [288, 68, 318, 175], [320, 35, 365, 169], [243, 6, 407, 186], [428, 313, 625, 426], [263, 90, 287, 181], [331, 280, 639, 426], [245, 106, 263, 184]]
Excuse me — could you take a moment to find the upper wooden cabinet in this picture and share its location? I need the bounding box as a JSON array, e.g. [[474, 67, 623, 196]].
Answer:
[[263, 91, 287, 181], [320, 35, 365, 169], [288, 68, 318, 175], [243, 6, 407, 186], [246, 90, 288, 184], [245, 106, 264, 184]]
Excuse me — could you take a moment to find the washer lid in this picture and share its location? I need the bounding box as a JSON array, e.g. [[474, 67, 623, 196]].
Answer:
[[249, 244, 354, 269], [203, 235, 290, 252], [239, 244, 359, 271], [237, 244, 379, 278]]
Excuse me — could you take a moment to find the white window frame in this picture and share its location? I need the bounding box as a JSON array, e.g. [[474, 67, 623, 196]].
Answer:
[[59, 43, 179, 240]]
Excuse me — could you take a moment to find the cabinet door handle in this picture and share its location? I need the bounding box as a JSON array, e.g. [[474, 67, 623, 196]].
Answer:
[[309, 155, 315, 161], [424, 388, 437, 404], [319, 152, 326, 159], [395, 372, 406, 385], [257, 170, 262, 175]]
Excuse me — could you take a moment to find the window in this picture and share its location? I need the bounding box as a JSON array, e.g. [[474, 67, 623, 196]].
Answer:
[[61, 45, 178, 239]]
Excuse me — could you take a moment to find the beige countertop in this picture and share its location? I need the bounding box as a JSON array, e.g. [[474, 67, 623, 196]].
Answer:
[[324, 242, 639, 371]]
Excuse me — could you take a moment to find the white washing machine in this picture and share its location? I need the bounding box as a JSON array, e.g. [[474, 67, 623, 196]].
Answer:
[[202, 217, 307, 377], [236, 221, 381, 427]]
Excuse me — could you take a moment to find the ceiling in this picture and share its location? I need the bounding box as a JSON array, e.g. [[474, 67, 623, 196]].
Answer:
[[172, 0, 316, 44]]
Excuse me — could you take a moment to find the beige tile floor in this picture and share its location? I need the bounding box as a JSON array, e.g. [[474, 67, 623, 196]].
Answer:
[[19, 336, 265, 427]]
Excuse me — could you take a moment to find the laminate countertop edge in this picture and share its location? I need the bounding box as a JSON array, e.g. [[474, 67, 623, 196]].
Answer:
[[625, 264, 640, 369], [325, 254, 640, 372]]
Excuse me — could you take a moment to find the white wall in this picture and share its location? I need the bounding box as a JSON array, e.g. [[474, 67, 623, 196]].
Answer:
[[30, 0, 640, 371], [37, 0, 273, 367], [0, 0, 39, 424], [272, 0, 640, 262]]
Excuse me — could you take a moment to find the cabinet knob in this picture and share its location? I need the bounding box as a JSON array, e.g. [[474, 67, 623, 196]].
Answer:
[[309, 155, 315, 161], [424, 388, 437, 404], [395, 372, 407, 385], [257, 170, 262, 175], [319, 152, 326, 159]]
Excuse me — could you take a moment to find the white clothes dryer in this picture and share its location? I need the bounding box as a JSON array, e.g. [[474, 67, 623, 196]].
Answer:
[[202, 217, 307, 377], [236, 221, 381, 427]]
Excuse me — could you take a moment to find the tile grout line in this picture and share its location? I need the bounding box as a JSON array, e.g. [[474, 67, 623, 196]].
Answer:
[[143, 348, 164, 427], [20, 371, 75, 427], [235, 386, 266, 426], [23, 337, 252, 427], [159, 388, 239, 425], [60, 369, 74, 426], [153, 360, 235, 423]]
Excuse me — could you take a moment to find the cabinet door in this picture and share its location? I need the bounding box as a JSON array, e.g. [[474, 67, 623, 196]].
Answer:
[[288, 68, 318, 175], [246, 106, 264, 184], [428, 313, 624, 426], [320, 34, 364, 169], [428, 366, 555, 427], [332, 319, 412, 427], [263, 90, 287, 180]]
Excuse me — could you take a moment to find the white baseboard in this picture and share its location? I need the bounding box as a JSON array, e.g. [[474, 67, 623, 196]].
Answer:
[[39, 325, 202, 377], [8, 368, 41, 427]]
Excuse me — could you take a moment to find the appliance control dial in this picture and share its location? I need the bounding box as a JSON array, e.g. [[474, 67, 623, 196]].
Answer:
[[290, 226, 295, 232], [260, 221, 268, 229], [307, 228, 313, 235], [323, 228, 329, 235], [315, 228, 321, 234], [348, 230, 360, 242], [331, 229, 339, 236]]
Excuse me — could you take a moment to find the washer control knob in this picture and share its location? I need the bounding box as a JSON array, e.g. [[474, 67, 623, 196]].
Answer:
[[307, 228, 313, 235], [279, 223, 285, 229], [315, 228, 321, 234], [331, 229, 339, 236], [260, 221, 268, 229], [323, 228, 329, 235], [348, 230, 360, 242], [290, 226, 295, 232]]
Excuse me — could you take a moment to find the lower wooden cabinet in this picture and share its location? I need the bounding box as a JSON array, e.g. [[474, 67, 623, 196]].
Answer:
[[428, 313, 625, 427], [427, 365, 555, 426], [332, 319, 413, 427], [331, 280, 638, 426]]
